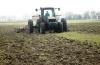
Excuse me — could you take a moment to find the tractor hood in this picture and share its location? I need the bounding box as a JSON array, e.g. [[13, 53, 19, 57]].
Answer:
[[48, 17, 56, 19], [48, 17, 57, 22]]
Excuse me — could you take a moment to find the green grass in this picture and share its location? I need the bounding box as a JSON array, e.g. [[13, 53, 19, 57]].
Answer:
[[61, 20, 100, 43], [56, 32, 100, 44], [60, 20, 100, 43]]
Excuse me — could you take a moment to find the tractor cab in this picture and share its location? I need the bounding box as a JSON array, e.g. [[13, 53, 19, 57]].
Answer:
[[35, 7, 60, 22], [40, 7, 56, 17]]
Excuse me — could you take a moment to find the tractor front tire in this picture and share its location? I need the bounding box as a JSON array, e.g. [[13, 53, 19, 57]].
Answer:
[[28, 19, 33, 33], [58, 22, 63, 33], [39, 23, 45, 34], [61, 18, 67, 32]]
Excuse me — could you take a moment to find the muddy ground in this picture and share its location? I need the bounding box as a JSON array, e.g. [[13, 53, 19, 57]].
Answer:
[[69, 22, 100, 34], [0, 22, 100, 65], [0, 31, 100, 65]]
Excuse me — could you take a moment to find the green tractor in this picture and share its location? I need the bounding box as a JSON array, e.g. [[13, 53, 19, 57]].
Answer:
[[28, 7, 67, 34]]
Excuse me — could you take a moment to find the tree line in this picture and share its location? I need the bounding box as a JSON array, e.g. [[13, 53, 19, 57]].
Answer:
[[0, 11, 100, 22], [65, 11, 100, 20]]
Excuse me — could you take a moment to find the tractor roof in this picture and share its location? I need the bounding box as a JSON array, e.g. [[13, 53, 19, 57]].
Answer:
[[40, 7, 54, 10]]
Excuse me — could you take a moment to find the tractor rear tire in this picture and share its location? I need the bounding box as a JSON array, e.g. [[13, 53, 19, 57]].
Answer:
[[61, 18, 67, 32], [58, 22, 63, 33], [39, 23, 45, 34], [28, 19, 33, 33]]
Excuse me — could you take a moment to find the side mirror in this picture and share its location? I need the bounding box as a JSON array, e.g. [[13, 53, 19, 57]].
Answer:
[[58, 8, 60, 11], [35, 9, 38, 12]]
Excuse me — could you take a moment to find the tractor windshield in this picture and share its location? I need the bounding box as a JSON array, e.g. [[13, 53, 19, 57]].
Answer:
[[44, 9, 55, 17]]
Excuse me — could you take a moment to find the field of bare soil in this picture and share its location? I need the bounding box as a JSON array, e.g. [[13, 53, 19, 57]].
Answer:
[[69, 22, 100, 34], [0, 21, 100, 65]]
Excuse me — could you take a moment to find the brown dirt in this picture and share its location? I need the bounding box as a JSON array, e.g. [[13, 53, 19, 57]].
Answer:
[[0, 31, 100, 65], [68, 22, 100, 34]]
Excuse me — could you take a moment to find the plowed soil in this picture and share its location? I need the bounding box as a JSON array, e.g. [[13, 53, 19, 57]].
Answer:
[[0, 31, 100, 65]]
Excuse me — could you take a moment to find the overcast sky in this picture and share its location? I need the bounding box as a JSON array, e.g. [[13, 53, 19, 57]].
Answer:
[[0, 0, 100, 19]]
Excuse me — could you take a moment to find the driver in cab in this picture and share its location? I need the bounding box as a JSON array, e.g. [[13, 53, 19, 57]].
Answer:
[[45, 11, 50, 17]]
